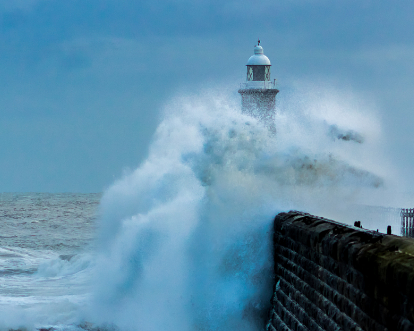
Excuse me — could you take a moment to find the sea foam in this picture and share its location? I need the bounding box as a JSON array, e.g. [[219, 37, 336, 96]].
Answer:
[[89, 85, 390, 330]]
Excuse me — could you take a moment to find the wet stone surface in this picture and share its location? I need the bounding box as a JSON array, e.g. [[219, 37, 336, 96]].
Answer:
[[267, 211, 414, 331]]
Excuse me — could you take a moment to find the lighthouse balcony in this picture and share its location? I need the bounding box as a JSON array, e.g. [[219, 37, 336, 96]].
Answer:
[[239, 81, 276, 90]]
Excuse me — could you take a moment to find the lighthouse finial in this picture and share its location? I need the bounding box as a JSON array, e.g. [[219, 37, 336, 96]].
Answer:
[[258, 39, 260, 46]]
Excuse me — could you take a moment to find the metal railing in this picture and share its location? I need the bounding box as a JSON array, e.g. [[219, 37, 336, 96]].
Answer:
[[239, 80, 277, 89], [401, 208, 414, 237]]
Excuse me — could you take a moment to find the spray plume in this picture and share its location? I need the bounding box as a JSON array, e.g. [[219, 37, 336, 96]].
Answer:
[[88, 84, 390, 330]]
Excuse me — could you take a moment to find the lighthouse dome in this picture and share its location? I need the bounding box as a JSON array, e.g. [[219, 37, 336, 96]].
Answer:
[[246, 45, 271, 66]]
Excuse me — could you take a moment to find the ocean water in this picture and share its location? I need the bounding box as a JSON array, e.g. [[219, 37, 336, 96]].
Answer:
[[0, 193, 100, 330], [0, 86, 404, 331]]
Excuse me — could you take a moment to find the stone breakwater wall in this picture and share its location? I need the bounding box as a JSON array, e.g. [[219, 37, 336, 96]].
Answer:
[[267, 211, 414, 331]]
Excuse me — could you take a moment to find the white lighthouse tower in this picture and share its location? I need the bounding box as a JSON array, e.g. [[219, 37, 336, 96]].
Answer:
[[238, 40, 279, 133]]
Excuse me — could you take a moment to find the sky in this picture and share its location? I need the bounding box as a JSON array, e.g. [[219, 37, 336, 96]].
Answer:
[[1, 0, 414, 193]]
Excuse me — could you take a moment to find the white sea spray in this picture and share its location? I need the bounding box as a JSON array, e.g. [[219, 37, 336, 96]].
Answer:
[[89, 85, 392, 330]]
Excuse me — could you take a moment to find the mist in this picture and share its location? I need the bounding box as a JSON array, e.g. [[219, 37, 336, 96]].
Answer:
[[87, 84, 393, 330]]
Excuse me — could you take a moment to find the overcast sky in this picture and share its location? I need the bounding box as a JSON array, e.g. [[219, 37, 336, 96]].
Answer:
[[1, 0, 414, 193]]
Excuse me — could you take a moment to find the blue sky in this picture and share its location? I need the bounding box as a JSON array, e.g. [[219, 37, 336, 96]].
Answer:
[[1, 0, 414, 192]]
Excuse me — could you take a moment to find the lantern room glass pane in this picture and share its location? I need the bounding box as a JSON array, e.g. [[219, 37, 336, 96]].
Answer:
[[247, 67, 253, 81], [265, 66, 271, 81], [252, 66, 265, 81]]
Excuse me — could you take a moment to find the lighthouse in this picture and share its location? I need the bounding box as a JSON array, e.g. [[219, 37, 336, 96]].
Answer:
[[238, 41, 279, 133]]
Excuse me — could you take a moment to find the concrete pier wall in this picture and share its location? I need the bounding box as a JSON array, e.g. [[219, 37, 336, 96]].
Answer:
[[267, 211, 414, 331]]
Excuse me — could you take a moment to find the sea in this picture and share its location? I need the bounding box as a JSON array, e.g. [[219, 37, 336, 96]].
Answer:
[[0, 88, 406, 331], [0, 193, 100, 331]]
